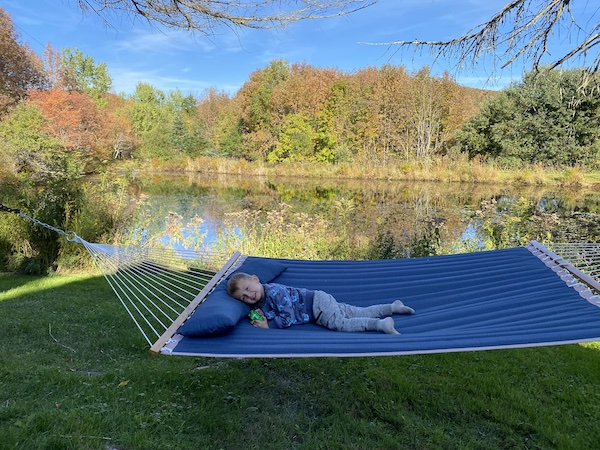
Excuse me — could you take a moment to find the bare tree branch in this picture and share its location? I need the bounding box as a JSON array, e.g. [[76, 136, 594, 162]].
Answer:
[[362, 0, 599, 76], [77, 0, 378, 33]]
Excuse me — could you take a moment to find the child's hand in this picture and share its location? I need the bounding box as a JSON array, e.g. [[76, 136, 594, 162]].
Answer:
[[251, 309, 268, 329]]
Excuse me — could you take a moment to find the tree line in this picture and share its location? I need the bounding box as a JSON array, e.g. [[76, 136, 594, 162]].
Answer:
[[2, 5, 600, 176], [0, 9, 490, 170]]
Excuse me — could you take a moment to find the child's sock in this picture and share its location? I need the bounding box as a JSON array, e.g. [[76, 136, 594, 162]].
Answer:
[[392, 300, 415, 315], [377, 317, 400, 334]]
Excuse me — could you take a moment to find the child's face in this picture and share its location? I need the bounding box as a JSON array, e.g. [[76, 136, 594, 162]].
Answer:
[[232, 275, 264, 305]]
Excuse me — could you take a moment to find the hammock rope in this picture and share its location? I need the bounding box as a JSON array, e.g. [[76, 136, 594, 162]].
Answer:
[[0, 202, 235, 346], [73, 235, 235, 346], [3, 202, 600, 354], [547, 242, 600, 279]]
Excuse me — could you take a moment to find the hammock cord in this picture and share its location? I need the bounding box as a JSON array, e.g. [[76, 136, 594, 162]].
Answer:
[[74, 235, 234, 345], [548, 243, 600, 279]]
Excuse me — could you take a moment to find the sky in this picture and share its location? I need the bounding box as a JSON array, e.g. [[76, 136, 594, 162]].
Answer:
[[2, 0, 595, 97]]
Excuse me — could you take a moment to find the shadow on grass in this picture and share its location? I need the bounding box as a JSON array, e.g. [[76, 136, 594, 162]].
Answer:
[[1, 273, 600, 449]]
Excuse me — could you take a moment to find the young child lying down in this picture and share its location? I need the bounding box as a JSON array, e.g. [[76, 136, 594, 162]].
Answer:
[[227, 272, 414, 334]]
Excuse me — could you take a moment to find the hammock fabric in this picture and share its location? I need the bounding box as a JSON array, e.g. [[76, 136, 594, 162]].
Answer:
[[157, 242, 600, 358]]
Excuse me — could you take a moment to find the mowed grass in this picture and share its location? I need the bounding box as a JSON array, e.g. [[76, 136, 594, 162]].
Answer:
[[2, 273, 600, 450]]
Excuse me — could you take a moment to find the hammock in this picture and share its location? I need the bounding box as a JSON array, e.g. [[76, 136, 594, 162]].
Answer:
[[83, 237, 600, 358], [3, 205, 600, 358]]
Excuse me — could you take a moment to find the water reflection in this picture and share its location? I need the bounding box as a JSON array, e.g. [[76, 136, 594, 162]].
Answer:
[[128, 173, 600, 252]]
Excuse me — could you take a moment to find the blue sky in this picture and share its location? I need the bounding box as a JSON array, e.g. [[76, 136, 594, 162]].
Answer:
[[3, 0, 593, 97]]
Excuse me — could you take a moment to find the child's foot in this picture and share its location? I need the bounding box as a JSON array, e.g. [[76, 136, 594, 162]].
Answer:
[[392, 300, 415, 315], [377, 317, 400, 334]]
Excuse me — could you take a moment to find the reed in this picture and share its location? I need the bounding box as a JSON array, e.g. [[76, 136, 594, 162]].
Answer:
[[560, 165, 586, 187], [170, 155, 599, 187]]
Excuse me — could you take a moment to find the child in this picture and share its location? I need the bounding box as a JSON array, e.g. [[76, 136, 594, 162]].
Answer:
[[227, 272, 414, 334]]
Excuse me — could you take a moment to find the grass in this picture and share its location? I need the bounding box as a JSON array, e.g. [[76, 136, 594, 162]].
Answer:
[[2, 273, 600, 449], [146, 155, 600, 189]]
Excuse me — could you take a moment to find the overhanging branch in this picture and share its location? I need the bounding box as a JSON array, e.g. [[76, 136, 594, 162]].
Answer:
[[361, 0, 599, 76], [78, 0, 378, 33]]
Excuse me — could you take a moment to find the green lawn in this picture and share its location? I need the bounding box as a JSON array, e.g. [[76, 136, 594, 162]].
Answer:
[[1, 273, 600, 449]]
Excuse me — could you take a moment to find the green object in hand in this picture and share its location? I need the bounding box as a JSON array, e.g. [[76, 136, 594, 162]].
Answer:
[[249, 310, 262, 321]]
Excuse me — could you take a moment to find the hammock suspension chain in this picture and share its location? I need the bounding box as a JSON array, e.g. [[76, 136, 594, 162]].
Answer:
[[0, 201, 76, 241]]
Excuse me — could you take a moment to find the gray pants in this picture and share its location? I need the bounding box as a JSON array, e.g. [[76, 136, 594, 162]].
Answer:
[[312, 290, 393, 332]]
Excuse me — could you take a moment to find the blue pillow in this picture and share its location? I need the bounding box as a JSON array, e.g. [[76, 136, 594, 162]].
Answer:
[[178, 257, 286, 337]]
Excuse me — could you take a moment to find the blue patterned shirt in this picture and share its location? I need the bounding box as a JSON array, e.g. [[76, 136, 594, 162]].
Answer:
[[260, 283, 315, 328]]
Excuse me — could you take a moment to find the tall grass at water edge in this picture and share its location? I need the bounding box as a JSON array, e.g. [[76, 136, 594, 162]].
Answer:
[[179, 155, 595, 187], [1, 273, 600, 449]]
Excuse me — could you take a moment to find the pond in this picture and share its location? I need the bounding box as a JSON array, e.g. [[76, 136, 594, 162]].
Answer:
[[126, 173, 600, 258]]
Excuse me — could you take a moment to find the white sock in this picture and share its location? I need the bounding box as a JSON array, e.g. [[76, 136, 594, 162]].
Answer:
[[377, 317, 400, 334], [392, 300, 414, 315]]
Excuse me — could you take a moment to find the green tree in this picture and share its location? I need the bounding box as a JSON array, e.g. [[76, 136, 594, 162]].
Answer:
[[243, 59, 290, 131], [0, 103, 85, 273], [60, 47, 113, 104], [320, 79, 355, 162], [238, 59, 290, 159], [0, 102, 82, 182], [214, 109, 243, 157], [457, 68, 600, 167], [267, 113, 316, 162], [166, 89, 207, 156], [127, 83, 171, 158]]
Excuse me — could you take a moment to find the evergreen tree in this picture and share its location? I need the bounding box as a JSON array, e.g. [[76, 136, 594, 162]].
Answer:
[[456, 68, 600, 167]]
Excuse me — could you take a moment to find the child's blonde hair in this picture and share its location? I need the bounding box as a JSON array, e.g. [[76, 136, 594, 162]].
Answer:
[[227, 272, 252, 296]]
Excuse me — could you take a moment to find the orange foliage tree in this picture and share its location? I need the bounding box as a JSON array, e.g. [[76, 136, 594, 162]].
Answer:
[[0, 7, 46, 115], [28, 88, 112, 161], [227, 60, 490, 163], [104, 93, 137, 159]]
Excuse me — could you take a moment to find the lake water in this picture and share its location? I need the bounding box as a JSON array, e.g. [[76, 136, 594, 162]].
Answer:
[[127, 173, 600, 256]]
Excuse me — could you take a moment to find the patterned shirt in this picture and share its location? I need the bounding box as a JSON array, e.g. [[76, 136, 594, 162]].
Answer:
[[260, 283, 315, 328]]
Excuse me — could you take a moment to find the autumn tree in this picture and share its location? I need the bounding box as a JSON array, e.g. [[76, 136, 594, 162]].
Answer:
[[271, 63, 340, 120], [104, 94, 137, 159], [268, 63, 341, 162], [28, 88, 112, 161], [0, 7, 46, 115], [339, 67, 379, 162], [405, 67, 446, 159], [196, 87, 242, 157], [372, 64, 411, 160], [42, 43, 63, 88], [237, 59, 291, 160], [198, 60, 489, 163]]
